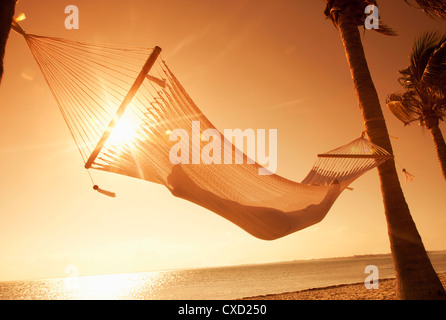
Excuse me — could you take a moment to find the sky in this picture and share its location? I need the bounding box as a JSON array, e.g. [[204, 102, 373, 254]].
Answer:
[[0, 0, 445, 282]]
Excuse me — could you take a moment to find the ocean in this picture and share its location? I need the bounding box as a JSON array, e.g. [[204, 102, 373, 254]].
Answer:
[[1, 251, 445, 300]]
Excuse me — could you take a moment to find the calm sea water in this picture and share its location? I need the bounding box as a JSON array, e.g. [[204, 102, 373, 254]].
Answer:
[[1, 252, 445, 300]]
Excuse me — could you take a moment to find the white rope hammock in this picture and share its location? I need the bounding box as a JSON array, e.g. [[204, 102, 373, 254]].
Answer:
[[11, 21, 393, 240]]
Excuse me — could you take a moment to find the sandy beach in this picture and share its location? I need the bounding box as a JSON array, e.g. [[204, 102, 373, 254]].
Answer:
[[242, 272, 446, 300]]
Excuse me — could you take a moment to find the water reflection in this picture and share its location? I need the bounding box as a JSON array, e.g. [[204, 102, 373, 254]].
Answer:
[[51, 272, 167, 300]]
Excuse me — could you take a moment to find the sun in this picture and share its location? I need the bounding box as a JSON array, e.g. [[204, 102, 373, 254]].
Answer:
[[107, 112, 139, 146]]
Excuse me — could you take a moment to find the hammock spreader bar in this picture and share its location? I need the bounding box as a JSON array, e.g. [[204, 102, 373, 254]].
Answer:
[[317, 154, 393, 159], [84, 46, 162, 169], [11, 20, 26, 35]]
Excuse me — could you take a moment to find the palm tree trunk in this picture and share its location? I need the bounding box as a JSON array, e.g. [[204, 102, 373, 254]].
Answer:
[[429, 125, 446, 180], [0, 0, 16, 84], [336, 11, 445, 299]]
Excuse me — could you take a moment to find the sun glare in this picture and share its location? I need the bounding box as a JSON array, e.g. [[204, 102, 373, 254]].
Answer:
[[15, 13, 26, 22], [108, 113, 139, 146], [58, 272, 160, 299]]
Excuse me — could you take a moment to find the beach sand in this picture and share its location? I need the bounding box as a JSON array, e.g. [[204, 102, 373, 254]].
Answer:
[[242, 272, 446, 300]]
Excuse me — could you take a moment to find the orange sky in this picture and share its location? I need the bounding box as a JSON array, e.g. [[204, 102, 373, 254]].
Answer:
[[0, 0, 445, 282]]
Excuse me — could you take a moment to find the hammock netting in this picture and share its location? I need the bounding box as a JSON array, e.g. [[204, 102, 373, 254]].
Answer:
[[12, 21, 393, 240]]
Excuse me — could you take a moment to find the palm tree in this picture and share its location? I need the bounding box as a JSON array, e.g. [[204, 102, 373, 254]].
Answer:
[[387, 31, 446, 180], [0, 0, 16, 83], [323, 0, 446, 299]]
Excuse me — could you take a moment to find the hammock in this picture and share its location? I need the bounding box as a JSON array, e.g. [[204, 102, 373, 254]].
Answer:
[[11, 21, 392, 240]]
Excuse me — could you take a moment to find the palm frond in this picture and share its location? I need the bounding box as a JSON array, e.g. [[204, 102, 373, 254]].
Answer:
[[408, 31, 443, 85], [386, 93, 423, 125], [404, 0, 446, 20], [373, 19, 398, 36], [421, 34, 446, 92], [436, 103, 446, 121]]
